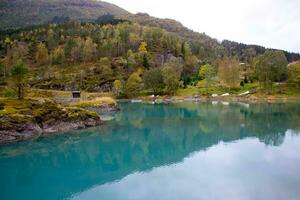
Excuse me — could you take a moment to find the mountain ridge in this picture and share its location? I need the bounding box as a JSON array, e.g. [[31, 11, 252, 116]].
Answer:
[[0, 0, 129, 29]]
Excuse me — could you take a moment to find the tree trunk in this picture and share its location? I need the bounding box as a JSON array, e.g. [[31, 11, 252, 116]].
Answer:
[[279, 83, 282, 94], [206, 82, 209, 96], [3, 65, 6, 78], [18, 85, 21, 99], [270, 82, 273, 94], [21, 86, 24, 99]]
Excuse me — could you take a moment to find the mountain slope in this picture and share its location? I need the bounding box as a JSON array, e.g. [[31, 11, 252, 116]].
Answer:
[[123, 13, 222, 59], [0, 0, 299, 62], [0, 0, 129, 29]]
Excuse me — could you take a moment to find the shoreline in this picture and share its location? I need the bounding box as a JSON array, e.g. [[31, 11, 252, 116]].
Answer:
[[0, 119, 102, 145], [1, 94, 299, 144], [117, 94, 300, 104]]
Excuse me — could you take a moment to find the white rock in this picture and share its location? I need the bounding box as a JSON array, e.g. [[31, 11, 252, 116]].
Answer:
[[100, 115, 115, 121], [131, 99, 143, 103], [239, 91, 250, 96], [221, 93, 230, 97], [212, 94, 218, 97]]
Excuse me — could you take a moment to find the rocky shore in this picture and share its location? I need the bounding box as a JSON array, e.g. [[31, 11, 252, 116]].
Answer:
[[125, 93, 300, 104], [0, 98, 102, 144]]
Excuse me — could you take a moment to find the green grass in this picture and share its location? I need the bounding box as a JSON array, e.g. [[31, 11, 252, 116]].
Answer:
[[70, 97, 117, 108], [174, 82, 300, 98], [176, 86, 199, 97], [0, 97, 100, 130]]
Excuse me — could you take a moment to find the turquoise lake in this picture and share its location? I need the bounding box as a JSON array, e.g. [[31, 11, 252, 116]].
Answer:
[[1, 102, 300, 200]]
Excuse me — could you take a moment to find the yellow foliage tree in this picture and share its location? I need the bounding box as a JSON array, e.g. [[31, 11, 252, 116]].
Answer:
[[218, 57, 241, 90]]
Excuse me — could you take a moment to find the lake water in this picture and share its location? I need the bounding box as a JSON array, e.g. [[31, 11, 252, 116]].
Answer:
[[1, 102, 300, 200]]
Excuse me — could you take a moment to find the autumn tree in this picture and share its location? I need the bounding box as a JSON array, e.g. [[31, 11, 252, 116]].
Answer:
[[198, 64, 216, 95], [244, 48, 256, 63], [137, 42, 150, 69], [288, 62, 300, 91], [162, 57, 183, 94], [70, 38, 84, 62], [182, 55, 199, 85], [125, 49, 137, 73], [218, 57, 241, 90], [82, 37, 97, 62], [11, 61, 28, 99], [143, 68, 165, 94], [51, 46, 65, 64], [138, 41, 148, 53], [64, 39, 77, 60], [113, 79, 123, 96], [255, 50, 288, 94], [35, 43, 49, 65], [6, 42, 29, 67], [46, 28, 57, 50], [126, 72, 142, 97]]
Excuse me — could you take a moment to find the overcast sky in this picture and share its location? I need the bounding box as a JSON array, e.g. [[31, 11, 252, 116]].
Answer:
[[105, 0, 300, 53]]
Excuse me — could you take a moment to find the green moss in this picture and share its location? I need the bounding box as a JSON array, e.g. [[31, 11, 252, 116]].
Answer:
[[71, 97, 117, 108], [0, 97, 100, 131], [65, 107, 100, 120], [0, 113, 34, 130]]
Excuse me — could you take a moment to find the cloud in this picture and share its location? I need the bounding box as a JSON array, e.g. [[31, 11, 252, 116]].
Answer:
[[105, 0, 300, 53]]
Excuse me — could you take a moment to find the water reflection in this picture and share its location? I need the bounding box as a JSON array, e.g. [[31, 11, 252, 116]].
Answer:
[[0, 102, 300, 200]]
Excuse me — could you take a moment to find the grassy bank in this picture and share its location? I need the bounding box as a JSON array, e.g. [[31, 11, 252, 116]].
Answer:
[[130, 83, 300, 103]]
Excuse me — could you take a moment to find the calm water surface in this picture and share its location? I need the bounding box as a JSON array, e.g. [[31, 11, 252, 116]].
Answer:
[[1, 102, 300, 200]]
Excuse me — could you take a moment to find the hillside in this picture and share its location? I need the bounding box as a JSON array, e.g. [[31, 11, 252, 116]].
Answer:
[[0, 0, 300, 99], [123, 13, 223, 61], [0, 0, 299, 62], [0, 0, 129, 29]]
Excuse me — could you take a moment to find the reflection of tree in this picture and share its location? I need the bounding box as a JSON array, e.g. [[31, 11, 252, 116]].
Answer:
[[0, 102, 300, 200]]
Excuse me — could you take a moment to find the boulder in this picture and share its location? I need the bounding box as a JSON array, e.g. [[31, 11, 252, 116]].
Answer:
[[221, 93, 230, 97]]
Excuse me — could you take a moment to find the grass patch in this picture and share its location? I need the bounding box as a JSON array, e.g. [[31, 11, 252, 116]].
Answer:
[[70, 97, 117, 108], [176, 86, 199, 97]]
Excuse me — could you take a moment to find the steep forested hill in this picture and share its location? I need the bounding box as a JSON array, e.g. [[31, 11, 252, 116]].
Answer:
[[0, 0, 299, 62], [0, 0, 128, 29]]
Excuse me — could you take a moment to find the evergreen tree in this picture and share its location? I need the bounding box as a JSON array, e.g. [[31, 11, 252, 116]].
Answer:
[[11, 61, 28, 99]]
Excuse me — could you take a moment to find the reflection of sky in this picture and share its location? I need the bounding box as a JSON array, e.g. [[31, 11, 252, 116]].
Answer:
[[72, 131, 300, 200]]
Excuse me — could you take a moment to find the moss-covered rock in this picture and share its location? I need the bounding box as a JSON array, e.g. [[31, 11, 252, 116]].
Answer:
[[0, 98, 101, 143]]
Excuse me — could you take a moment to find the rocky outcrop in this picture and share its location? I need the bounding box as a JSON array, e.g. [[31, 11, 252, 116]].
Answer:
[[0, 98, 102, 144], [85, 103, 120, 114]]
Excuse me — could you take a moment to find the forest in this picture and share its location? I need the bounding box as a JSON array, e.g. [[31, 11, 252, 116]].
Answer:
[[0, 19, 300, 99]]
